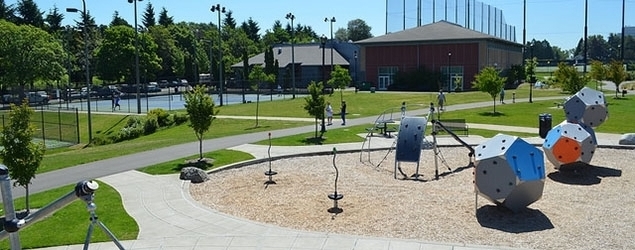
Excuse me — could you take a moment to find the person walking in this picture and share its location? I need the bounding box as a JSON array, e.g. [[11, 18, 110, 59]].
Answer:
[[340, 100, 347, 125], [114, 94, 121, 110], [437, 90, 446, 111], [325, 102, 333, 125], [400, 101, 406, 120], [500, 88, 506, 104]]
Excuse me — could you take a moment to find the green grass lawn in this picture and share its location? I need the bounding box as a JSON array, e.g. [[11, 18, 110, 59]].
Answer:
[[138, 149, 254, 175], [0, 181, 137, 249]]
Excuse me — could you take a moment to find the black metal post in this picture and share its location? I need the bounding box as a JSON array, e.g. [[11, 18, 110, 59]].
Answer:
[[320, 35, 327, 135], [66, 0, 92, 142], [325, 17, 336, 75], [126, 0, 142, 114], [286, 13, 296, 99], [448, 52, 451, 92], [211, 4, 226, 106], [529, 42, 534, 103]]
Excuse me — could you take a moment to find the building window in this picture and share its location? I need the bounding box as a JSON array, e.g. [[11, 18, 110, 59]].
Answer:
[[443, 66, 464, 92], [378, 66, 398, 90]]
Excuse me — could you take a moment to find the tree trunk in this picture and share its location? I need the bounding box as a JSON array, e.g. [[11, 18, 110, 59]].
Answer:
[[256, 89, 260, 127], [314, 118, 318, 138], [199, 138, 203, 160], [26, 184, 30, 214], [493, 98, 497, 114]]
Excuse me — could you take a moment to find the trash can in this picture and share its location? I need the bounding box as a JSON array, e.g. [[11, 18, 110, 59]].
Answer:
[[370, 87, 376, 93], [539, 113, 552, 139]]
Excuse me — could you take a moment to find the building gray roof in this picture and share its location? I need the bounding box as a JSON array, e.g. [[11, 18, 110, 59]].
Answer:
[[356, 21, 520, 46], [232, 43, 349, 68]]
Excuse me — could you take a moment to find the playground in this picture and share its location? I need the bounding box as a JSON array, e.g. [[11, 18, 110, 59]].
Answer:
[[190, 146, 635, 250]]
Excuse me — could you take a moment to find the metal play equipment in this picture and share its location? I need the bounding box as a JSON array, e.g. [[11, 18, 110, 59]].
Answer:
[[394, 116, 429, 180], [543, 120, 597, 167], [0, 164, 124, 249], [264, 132, 277, 185], [361, 103, 474, 181], [543, 87, 607, 168], [563, 87, 608, 127], [474, 134, 546, 212], [327, 147, 343, 215]]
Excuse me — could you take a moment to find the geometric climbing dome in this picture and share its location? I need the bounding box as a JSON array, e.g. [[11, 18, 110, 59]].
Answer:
[[395, 117, 428, 162], [563, 87, 608, 127], [542, 120, 597, 168], [474, 134, 546, 212]]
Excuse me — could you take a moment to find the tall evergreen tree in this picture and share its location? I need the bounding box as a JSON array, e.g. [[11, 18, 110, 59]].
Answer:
[[15, 0, 44, 28], [241, 17, 260, 43], [0, 0, 16, 22], [264, 46, 275, 75], [223, 10, 236, 29], [109, 11, 130, 27], [44, 5, 63, 33], [141, 2, 156, 29], [157, 7, 173, 27]]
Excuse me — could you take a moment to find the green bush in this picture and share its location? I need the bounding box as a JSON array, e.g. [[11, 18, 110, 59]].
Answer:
[[116, 126, 143, 141], [91, 135, 113, 146], [143, 115, 159, 135], [148, 108, 171, 127], [172, 112, 188, 125]]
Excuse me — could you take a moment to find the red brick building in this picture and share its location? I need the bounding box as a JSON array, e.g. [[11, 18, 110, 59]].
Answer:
[[356, 21, 523, 91]]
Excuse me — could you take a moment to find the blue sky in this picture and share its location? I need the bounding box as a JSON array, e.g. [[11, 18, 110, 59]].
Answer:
[[12, 0, 635, 50]]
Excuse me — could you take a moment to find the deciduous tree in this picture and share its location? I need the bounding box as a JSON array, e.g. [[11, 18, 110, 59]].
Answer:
[[0, 100, 45, 214], [184, 85, 217, 160], [327, 65, 351, 103], [606, 60, 627, 98], [553, 62, 585, 94], [472, 66, 506, 113], [249, 65, 275, 127], [303, 81, 326, 139]]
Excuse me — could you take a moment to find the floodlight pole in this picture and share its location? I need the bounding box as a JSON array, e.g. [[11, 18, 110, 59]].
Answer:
[[211, 4, 226, 106], [286, 13, 296, 99]]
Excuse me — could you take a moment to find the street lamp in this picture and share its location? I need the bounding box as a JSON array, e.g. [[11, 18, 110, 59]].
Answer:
[[66, 0, 92, 142], [529, 42, 534, 103], [354, 50, 358, 84], [211, 4, 225, 106], [127, 0, 142, 114], [447, 52, 452, 92], [320, 35, 327, 135], [285, 13, 296, 99], [324, 17, 336, 73]]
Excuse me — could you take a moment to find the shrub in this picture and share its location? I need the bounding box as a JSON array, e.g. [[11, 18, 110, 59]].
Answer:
[[172, 112, 188, 125], [148, 108, 171, 127], [116, 126, 143, 141], [91, 135, 113, 146], [143, 115, 159, 135]]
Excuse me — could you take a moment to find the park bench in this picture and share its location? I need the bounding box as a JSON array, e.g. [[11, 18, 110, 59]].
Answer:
[[435, 119, 469, 136]]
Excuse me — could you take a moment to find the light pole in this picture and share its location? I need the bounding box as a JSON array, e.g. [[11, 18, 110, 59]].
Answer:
[[354, 50, 358, 84], [285, 13, 296, 99], [320, 35, 327, 135], [211, 4, 225, 106], [529, 42, 534, 103], [66, 0, 92, 142], [447, 52, 451, 92], [325, 17, 336, 74], [126, 0, 142, 114]]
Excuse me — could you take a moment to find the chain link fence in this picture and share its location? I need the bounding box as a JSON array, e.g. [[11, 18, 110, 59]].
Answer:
[[1, 106, 79, 149]]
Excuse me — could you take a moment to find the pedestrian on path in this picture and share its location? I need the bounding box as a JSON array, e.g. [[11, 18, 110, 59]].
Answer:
[[500, 88, 505, 104], [437, 90, 446, 111], [325, 102, 333, 125], [114, 94, 121, 110], [340, 100, 347, 125], [401, 101, 406, 120]]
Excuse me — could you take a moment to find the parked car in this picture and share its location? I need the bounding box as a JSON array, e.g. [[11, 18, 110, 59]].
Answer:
[[26, 92, 49, 104]]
